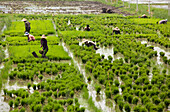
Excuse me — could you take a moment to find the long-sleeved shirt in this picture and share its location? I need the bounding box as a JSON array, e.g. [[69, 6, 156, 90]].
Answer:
[[25, 21, 31, 31], [41, 38, 48, 50]]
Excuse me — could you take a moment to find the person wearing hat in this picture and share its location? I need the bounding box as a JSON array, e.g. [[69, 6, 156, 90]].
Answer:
[[141, 14, 148, 18], [84, 25, 90, 31], [157, 19, 168, 24], [40, 34, 48, 58], [113, 27, 120, 34], [82, 39, 99, 50], [24, 32, 35, 42], [22, 18, 31, 33]]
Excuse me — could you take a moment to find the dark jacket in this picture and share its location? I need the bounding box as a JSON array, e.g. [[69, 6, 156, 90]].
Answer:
[[25, 21, 31, 32], [41, 38, 48, 50]]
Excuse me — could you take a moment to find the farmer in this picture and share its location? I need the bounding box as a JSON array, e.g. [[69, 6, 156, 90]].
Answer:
[[84, 25, 90, 31], [40, 34, 48, 58], [141, 14, 148, 18], [83, 39, 99, 50], [113, 27, 120, 34], [24, 32, 35, 42], [157, 19, 167, 24], [22, 18, 31, 33]]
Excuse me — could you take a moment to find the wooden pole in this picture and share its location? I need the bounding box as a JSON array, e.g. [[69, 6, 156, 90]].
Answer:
[[148, 0, 150, 15], [129, 0, 131, 8], [136, 0, 138, 12]]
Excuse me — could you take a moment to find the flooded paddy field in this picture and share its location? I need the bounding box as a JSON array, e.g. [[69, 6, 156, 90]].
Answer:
[[0, 1, 131, 15], [0, 4, 169, 112]]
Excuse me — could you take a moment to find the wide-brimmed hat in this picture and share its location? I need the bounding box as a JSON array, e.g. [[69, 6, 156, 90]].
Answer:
[[22, 18, 27, 22], [82, 39, 88, 43], [41, 34, 47, 38], [114, 27, 120, 30], [24, 32, 29, 35]]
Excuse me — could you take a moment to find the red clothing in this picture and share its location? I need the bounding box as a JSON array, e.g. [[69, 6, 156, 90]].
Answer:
[[29, 35, 35, 41]]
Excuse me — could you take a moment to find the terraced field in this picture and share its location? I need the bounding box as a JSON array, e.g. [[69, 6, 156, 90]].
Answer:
[[0, 14, 169, 112]]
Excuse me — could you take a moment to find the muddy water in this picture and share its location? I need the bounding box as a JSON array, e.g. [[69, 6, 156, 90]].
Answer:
[[122, 0, 168, 9], [96, 47, 114, 60], [117, 77, 122, 95], [0, 78, 36, 112], [1, 25, 7, 33], [68, 20, 71, 25], [62, 42, 114, 112], [0, 2, 101, 14], [141, 40, 170, 64]]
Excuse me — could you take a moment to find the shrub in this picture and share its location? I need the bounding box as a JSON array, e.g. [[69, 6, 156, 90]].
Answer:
[[70, 91, 74, 97], [124, 103, 131, 112], [38, 75, 43, 80], [53, 91, 58, 98], [67, 99, 73, 105], [20, 107, 26, 112], [9, 100, 13, 107], [75, 98, 78, 103], [80, 107, 85, 112], [32, 84, 36, 90], [160, 52, 165, 57], [34, 104, 42, 112], [87, 76, 91, 82], [132, 97, 139, 105], [118, 101, 124, 111], [105, 90, 111, 98], [114, 79, 120, 87], [14, 100, 19, 108], [95, 86, 101, 95], [27, 83, 31, 89], [54, 104, 61, 111], [164, 99, 170, 108]]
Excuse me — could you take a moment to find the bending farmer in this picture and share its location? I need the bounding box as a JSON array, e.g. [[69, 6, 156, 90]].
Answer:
[[84, 25, 90, 31], [40, 34, 48, 58], [83, 39, 99, 50], [113, 27, 120, 34], [24, 32, 35, 42], [22, 18, 31, 33], [157, 19, 167, 24]]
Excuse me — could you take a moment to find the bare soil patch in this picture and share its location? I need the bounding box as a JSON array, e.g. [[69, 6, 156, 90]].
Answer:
[[0, 1, 132, 15]]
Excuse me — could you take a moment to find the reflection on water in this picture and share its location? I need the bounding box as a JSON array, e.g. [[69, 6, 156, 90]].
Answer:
[[152, 5, 168, 9], [62, 42, 113, 112], [123, 0, 168, 4], [0, 78, 38, 112], [96, 47, 114, 60], [141, 40, 170, 64]]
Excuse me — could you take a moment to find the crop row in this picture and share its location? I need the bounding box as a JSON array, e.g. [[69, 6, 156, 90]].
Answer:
[[5, 62, 86, 112], [4, 20, 55, 37], [60, 29, 170, 111]]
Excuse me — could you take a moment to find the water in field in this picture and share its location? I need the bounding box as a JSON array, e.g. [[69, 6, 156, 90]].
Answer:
[[96, 47, 114, 60], [1, 25, 7, 33], [62, 42, 114, 112], [123, 0, 168, 4], [123, 0, 168, 9], [141, 40, 170, 64]]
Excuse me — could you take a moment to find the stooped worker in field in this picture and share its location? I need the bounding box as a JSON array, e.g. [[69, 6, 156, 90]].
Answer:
[[140, 14, 148, 18], [84, 25, 90, 31], [157, 19, 167, 24], [82, 39, 99, 50], [40, 34, 48, 58], [24, 32, 35, 42], [113, 27, 120, 34], [22, 18, 31, 33]]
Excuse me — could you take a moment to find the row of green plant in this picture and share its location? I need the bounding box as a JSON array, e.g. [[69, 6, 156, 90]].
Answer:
[[5, 62, 86, 112], [55, 16, 159, 35], [60, 26, 170, 111], [4, 20, 55, 37], [5, 36, 59, 46], [8, 45, 71, 61]]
